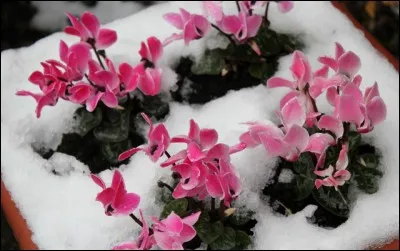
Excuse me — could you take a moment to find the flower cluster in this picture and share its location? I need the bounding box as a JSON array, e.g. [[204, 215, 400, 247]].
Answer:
[[163, 1, 293, 48], [240, 42, 387, 190], [91, 170, 201, 250], [16, 12, 164, 118]]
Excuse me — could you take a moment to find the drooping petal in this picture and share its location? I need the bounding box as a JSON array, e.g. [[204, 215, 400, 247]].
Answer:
[[179, 224, 197, 243], [277, 1, 294, 13], [147, 36, 163, 64], [305, 133, 335, 154], [337, 94, 364, 126], [266, 77, 295, 90], [199, 129, 218, 149], [96, 28, 117, 49], [59, 40, 69, 63], [188, 119, 200, 141], [187, 142, 205, 162], [164, 212, 184, 234], [246, 15, 262, 38], [259, 133, 289, 158], [101, 91, 118, 108], [81, 11, 100, 38], [182, 211, 201, 226], [95, 188, 115, 208], [221, 15, 242, 35], [112, 192, 141, 215], [338, 51, 361, 78], [317, 114, 344, 139], [283, 124, 310, 153], [163, 13, 184, 30], [335, 42, 345, 60], [206, 175, 224, 198], [318, 56, 338, 71], [160, 150, 187, 167], [336, 144, 349, 171], [366, 96, 387, 126], [314, 165, 334, 177], [118, 147, 142, 161], [91, 174, 106, 189], [281, 96, 306, 127]]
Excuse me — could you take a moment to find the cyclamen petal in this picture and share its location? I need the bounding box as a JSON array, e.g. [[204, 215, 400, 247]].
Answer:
[[187, 142, 206, 162], [337, 94, 364, 126], [277, 1, 294, 13], [283, 124, 310, 153], [305, 133, 335, 154], [96, 28, 118, 49], [281, 96, 306, 128], [81, 11, 100, 38], [317, 115, 344, 139], [199, 129, 218, 149], [267, 77, 296, 90], [337, 51, 361, 78], [336, 144, 349, 171], [366, 96, 387, 126]]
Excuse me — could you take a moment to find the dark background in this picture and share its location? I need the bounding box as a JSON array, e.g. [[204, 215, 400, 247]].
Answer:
[[1, 1, 398, 249]]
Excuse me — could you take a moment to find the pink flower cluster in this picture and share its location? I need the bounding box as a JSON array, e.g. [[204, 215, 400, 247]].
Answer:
[[17, 12, 164, 118], [91, 170, 201, 250], [163, 1, 293, 47], [240, 42, 387, 190], [119, 114, 245, 207]]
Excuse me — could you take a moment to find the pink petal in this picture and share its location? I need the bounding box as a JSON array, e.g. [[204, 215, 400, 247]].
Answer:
[[163, 13, 184, 30], [283, 124, 310, 153], [96, 28, 117, 49], [171, 135, 191, 144], [150, 123, 170, 144], [336, 144, 349, 171], [291, 51, 311, 89], [118, 63, 133, 85], [352, 74, 362, 87], [192, 14, 211, 36], [280, 91, 300, 110], [187, 142, 205, 162], [95, 188, 115, 208], [229, 142, 247, 154], [59, 40, 69, 63], [138, 68, 162, 96], [206, 175, 224, 198], [179, 8, 191, 23], [112, 241, 138, 250], [183, 21, 198, 45], [111, 170, 124, 190], [162, 33, 184, 46], [147, 36, 163, 64], [160, 150, 187, 167], [335, 42, 345, 60], [65, 12, 90, 40], [202, 1, 223, 22], [281, 96, 306, 127], [342, 82, 363, 104], [101, 91, 118, 108], [188, 119, 200, 141], [64, 26, 80, 37], [221, 15, 242, 35], [313, 65, 330, 78], [239, 131, 259, 148], [153, 231, 176, 250], [28, 71, 45, 86], [366, 96, 387, 126], [266, 77, 295, 90], [182, 211, 201, 226], [305, 133, 335, 154], [334, 169, 351, 182], [337, 94, 364, 126], [318, 56, 338, 71], [112, 192, 140, 215], [164, 212, 184, 234], [179, 224, 197, 243], [16, 90, 42, 103], [278, 1, 294, 13], [314, 165, 334, 177], [35, 95, 55, 118], [206, 143, 230, 161], [246, 15, 262, 38], [364, 82, 380, 103], [118, 147, 142, 161], [81, 11, 100, 38], [199, 129, 218, 149], [259, 133, 289, 158], [338, 51, 361, 78], [326, 86, 338, 106], [172, 183, 189, 199], [317, 114, 344, 139], [91, 174, 106, 189], [171, 163, 192, 179]]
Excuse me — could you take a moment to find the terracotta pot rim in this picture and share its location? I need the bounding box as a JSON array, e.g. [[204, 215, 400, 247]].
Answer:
[[1, 2, 399, 250]]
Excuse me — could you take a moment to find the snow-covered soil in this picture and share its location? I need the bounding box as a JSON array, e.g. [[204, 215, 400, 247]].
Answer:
[[1, 1, 398, 249]]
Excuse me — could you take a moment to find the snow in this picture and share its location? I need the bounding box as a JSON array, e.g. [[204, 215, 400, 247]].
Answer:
[[1, 1, 399, 250]]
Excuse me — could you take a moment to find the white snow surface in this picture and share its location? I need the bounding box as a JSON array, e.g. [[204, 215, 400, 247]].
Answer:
[[1, 1, 399, 250]]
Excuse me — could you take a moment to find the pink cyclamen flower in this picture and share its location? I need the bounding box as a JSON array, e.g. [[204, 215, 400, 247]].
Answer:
[[335, 82, 387, 133], [239, 1, 293, 14], [64, 11, 117, 49], [139, 36, 163, 66], [314, 144, 351, 189], [112, 210, 155, 250], [118, 113, 170, 162], [91, 170, 140, 216], [205, 158, 241, 207], [202, 1, 224, 23], [59, 40, 92, 79], [221, 11, 262, 42], [318, 42, 361, 79], [152, 211, 201, 250], [304, 132, 336, 169], [163, 8, 211, 46]]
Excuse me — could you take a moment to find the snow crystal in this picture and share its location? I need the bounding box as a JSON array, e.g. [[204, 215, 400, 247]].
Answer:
[[278, 169, 294, 184], [1, 1, 398, 250]]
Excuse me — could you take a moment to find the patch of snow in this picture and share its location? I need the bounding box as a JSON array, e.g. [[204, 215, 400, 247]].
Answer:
[[278, 169, 294, 184], [1, 1, 398, 250]]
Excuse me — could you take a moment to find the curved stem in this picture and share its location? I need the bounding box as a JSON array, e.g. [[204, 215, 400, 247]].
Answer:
[[264, 2, 270, 26], [129, 213, 143, 227], [336, 188, 348, 206], [164, 150, 171, 158], [89, 42, 105, 69], [235, 1, 241, 12], [218, 200, 226, 222], [158, 181, 174, 193]]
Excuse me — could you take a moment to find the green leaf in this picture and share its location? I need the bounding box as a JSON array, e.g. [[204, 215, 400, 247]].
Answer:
[[352, 153, 382, 194], [277, 33, 304, 52], [209, 226, 236, 250], [194, 214, 223, 244], [324, 145, 340, 168], [254, 25, 281, 57], [73, 107, 102, 136], [248, 62, 277, 80], [191, 49, 226, 75], [291, 153, 315, 201], [93, 109, 130, 142], [161, 198, 188, 219], [229, 210, 254, 226], [100, 139, 132, 164], [348, 131, 361, 156], [293, 153, 315, 175], [234, 230, 252, 250], [312, 186, 350, 217]]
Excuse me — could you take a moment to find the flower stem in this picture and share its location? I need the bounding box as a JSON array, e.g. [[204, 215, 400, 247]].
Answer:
[[264, 2, 270, 26], [211, 23, 236, 45], [157, 181, 174, 193], [164, 150, 171, 158], [129, 213, 143, 227], [276, 200, 292, 216], [218, 200, 226, 222], [341, 122, 350, 145], [89, 42, 105, 69], [211, 198, 216, 218], [235, 1, 241, 12]]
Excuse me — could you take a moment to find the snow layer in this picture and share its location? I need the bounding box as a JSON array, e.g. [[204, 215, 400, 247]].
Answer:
[[1, 1, 399, 250]]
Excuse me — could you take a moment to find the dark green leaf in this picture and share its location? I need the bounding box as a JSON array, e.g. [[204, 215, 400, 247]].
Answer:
[[254, 25, 281, 57], [194, 214, 223, 244], [100, 139, 132, 164], [191, 49, 226, 75], [161, 198, 188, 219], [73, 107, 102, 136], [229, 210, 254, 226], [292, 175, 315, 201], [209, 226, 236, 250], [351, 153, 383, 194], [277, 33, 304, 52], [312, 186, 350, 217], [324, 145, 340, 168], [93, 109, 130, 142], [348, 131, 361, 155], [248, 62, 277, 80], [234, 230, 252, 250], [293, 152, 315, 175]]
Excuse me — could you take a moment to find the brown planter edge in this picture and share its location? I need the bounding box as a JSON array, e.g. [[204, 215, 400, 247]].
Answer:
[[1, 2, 399, 250]]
